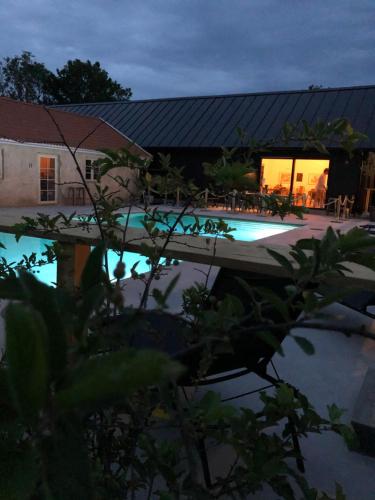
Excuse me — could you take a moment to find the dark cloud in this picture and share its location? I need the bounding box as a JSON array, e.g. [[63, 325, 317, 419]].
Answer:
[[0, 0, 374, 99]]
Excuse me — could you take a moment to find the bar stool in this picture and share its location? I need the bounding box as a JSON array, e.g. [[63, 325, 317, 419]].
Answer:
[[67, 187, 75, 205], [75, 187, 85, 205]]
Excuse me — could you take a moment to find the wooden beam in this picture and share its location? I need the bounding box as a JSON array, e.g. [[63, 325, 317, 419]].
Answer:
[[1, 211, 375, 290], [56, 242, 90, 291], [74, 244, 91, 287]]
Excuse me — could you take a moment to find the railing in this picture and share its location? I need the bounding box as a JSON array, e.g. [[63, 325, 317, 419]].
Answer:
[[324, 195, 355, 221], [143, 188, 356, 221]]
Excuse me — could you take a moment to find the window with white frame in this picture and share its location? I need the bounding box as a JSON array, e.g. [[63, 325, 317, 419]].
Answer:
[[85, 159, 100, 181], [40, 156, 56, 202]]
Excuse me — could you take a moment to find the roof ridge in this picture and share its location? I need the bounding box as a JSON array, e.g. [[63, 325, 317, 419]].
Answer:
[[0, 96, 49, 108], [53, 84, 375, 107], [0, 96, 150, 155], [0, 95, 104, 123]]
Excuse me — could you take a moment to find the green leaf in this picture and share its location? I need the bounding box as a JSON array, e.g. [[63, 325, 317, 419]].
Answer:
[[76, 284, 105, 338], [0, 444, 39, 500], [56, 350, 183, 411], [327, 403, 345, 423], [153, 273, 181, 309], [0, 367, 17, 425], [337, 424, 358, 451], [5, 303, 48, 420], [256, 330, 284, 356], [157, 493, 174, 500], [254, 286, 291, 321], [293, 335, 315, 355], [197, 390, 236, 421], [334, 482, 347, 500], [266, 248, 294, 275], [41, 417, 93, 500], [80, 243, 105, 292], [0, 276, 24, 300], [18, 272, 67, 381], [235, 276, 255, 296], [276, 384, 295, 407]]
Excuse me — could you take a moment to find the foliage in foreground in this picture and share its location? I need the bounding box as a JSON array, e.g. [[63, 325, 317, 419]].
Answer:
[[0, 115, 370, 499], [1, 227, 374, 499]]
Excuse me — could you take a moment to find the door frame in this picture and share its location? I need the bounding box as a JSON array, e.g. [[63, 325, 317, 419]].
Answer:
[[38, 154, 58, 204]]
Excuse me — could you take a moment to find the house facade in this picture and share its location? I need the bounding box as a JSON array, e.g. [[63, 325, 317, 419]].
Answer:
[[0, 98, 149, 207], [56, 85, 375, 211]]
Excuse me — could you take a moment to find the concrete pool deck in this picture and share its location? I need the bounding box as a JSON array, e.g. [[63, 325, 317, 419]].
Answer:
[[0, 205, 375, 497], [0, 204, 366, 242], [0, 205, 374, 290]]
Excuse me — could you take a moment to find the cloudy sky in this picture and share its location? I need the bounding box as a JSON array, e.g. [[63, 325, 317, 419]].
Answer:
[[0, 0, 373, 99]]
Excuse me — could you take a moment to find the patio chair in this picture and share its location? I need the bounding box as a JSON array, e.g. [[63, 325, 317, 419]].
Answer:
[[105, 268, 305, 486], [248, 193, 264, 214], [307, 189, 316, 208], [332, 223, 375, 318]]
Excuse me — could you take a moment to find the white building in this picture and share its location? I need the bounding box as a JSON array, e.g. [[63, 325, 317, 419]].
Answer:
[[0, 97, 150, 207]]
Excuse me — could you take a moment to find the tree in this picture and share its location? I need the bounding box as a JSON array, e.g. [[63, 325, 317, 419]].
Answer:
[[203, 147, 258, 192], [48, 59, 132, 104], [0, 51, 54, 103]]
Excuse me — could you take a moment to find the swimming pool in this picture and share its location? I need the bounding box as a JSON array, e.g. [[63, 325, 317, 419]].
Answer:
[[121, 212, 299, 243], [0, 232, 151, 286], [0, 213, 298, 286]]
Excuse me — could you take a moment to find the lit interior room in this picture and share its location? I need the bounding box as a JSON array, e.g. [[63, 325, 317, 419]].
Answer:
[[261, 158, 330, 208]]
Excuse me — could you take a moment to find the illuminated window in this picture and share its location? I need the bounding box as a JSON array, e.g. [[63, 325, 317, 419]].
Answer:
[[39, 156, 56, 202], [261, 158, 330, 208]]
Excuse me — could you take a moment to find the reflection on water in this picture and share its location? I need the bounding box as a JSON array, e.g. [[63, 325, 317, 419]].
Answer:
[[0, 232, 151, 286]]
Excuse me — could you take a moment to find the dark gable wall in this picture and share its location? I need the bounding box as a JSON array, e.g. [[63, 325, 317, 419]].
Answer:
[[148, 147, 364, 205], [327, 150, 363, 198], [148, 147, 222, 185]]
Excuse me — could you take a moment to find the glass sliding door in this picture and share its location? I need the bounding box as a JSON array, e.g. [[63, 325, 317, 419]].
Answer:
[[261, 157, 330, 208], [292, 159, 329, 208], [39, 156, 56, 203], [261, 158, 294, 195]]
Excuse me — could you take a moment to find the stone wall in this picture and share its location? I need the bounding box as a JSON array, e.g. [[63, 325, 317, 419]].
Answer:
[[0, 142, 139, 207]]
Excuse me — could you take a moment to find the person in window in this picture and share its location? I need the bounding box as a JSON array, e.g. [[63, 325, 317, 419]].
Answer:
[[314, 168, 329, 208]]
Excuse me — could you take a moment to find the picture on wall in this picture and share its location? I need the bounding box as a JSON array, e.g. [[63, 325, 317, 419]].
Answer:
[[296, 173, 303, 182], [308, 173, 319, 186], [279, 172, 291, 185]]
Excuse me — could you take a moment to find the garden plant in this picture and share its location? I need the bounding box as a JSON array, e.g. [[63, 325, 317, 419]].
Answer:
[[0, 114, 371, 499]]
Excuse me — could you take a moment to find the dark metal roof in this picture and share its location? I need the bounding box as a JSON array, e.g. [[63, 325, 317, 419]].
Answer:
[[54, 85, 375, 149]]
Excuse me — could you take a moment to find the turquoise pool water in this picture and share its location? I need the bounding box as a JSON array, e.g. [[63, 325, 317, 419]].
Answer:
[[0, 232, 151, 286], [0, 213, 297, 286], [122, 212, 299, 242]]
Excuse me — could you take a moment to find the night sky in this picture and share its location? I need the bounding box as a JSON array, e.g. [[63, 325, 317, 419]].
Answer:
[[1, 0, 374, 99]]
